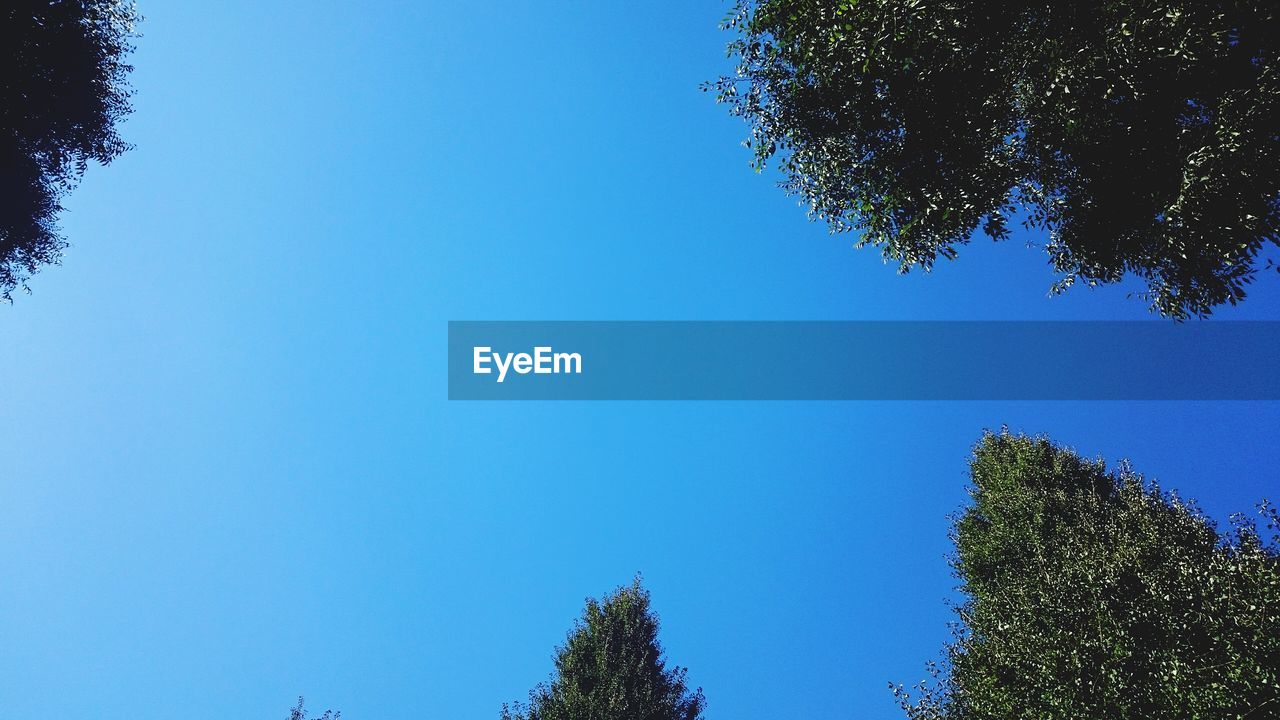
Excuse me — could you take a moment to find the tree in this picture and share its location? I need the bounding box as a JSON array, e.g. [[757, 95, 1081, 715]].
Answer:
[[288, 697, 338, 720], [1, 0, 139, 300], [502, 578, 706, 720], [894, 430, 1280, 719], [711, 1, 1280, 318]]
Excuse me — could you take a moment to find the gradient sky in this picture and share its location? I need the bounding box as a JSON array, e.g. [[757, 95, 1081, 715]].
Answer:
[[1, 2, 1278, 719]]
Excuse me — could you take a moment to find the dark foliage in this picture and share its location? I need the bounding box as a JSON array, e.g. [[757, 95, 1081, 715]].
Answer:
[[895, 430, 1280, 719], [502, 578, 706, 720], [713, 1, 1280, 317], [1, 0, 138, 299]]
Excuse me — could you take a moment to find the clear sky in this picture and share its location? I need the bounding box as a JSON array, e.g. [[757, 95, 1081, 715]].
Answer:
[[1, 2, 1278, 719]]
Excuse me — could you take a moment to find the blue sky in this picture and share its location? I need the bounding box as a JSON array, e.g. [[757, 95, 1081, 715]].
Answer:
[[1, 2, 1278, 718]]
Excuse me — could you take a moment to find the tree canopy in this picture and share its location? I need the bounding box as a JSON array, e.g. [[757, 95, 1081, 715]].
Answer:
[[502, 578, 706, 720], [0, 0, 139, 299], [713, 1, 1280, 318], [287, 697, 338, 720], [895, 430, 1280, 719]]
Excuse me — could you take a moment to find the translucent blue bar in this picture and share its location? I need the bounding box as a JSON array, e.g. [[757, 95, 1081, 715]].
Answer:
[[448, 321, 1280, 400]]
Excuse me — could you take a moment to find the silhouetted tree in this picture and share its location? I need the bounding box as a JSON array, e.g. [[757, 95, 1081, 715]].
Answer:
[[895, 430, 1280, 719], [712, 1, 1280, 317], [288, 696, 338, 720], [502, 578, 706, 720], [1, 0, 139, 299]]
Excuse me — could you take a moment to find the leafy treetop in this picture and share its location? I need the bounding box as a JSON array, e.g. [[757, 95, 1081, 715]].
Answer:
[[503, 578, 706, 720], [895, 430, 1280, 719], [1, 0, 139, 299], [713, 1, 1280, 317]]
